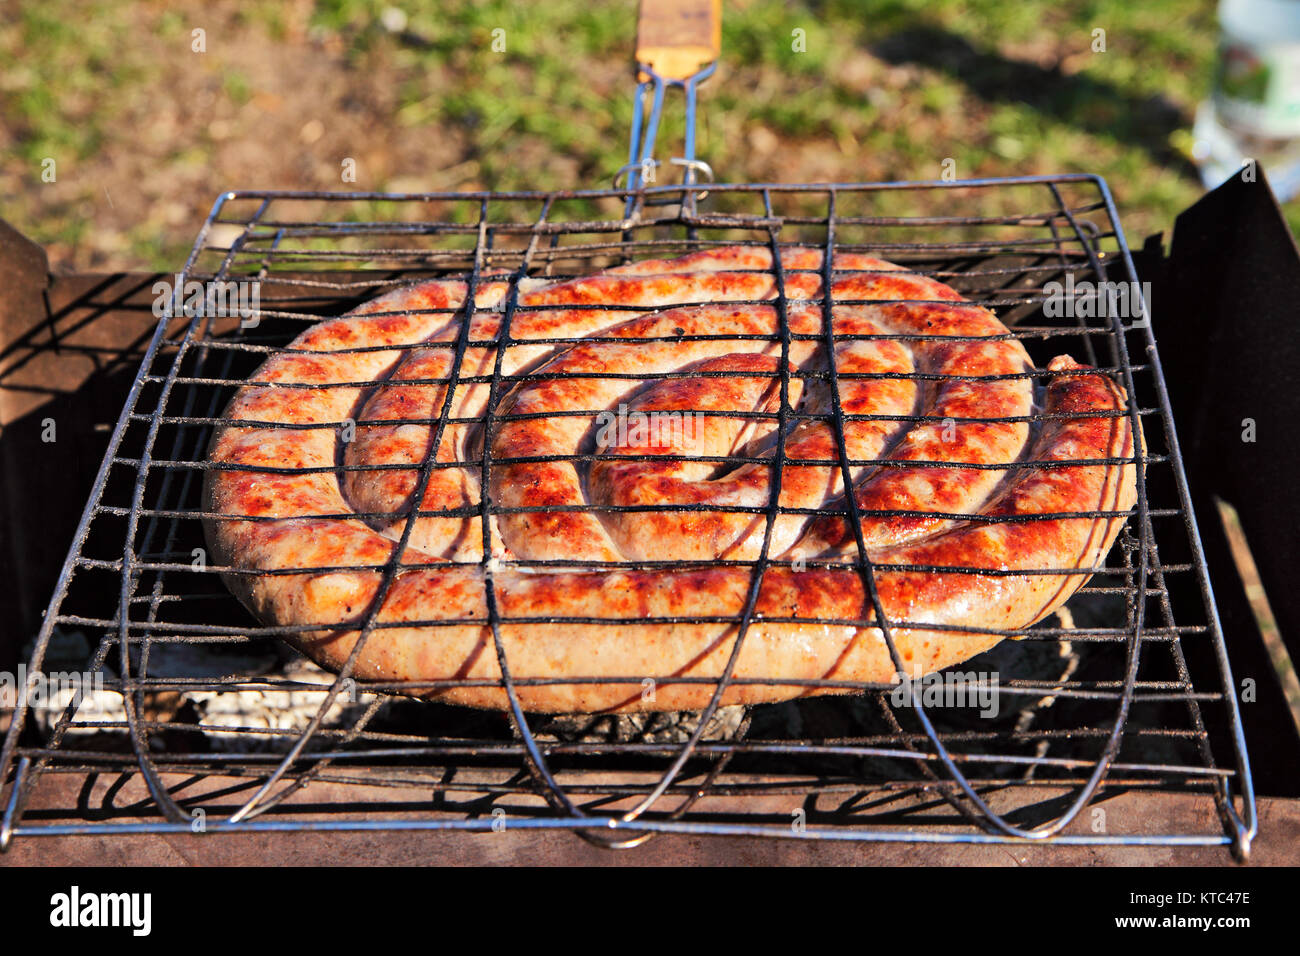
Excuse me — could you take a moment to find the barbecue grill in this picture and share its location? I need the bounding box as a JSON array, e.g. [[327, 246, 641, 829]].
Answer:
[[1, 1, 1291, 864]]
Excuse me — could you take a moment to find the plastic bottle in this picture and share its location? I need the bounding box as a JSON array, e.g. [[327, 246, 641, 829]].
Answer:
[[1192, 0, 1300, 199]]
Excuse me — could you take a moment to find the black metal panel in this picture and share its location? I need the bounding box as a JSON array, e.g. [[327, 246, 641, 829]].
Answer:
[[0, 239, 164, 675], [0, 221, 50, 670], [1149, 170, 1300, 795]]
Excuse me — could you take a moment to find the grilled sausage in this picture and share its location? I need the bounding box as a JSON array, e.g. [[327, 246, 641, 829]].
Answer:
[[203, 247, 1140, 712]]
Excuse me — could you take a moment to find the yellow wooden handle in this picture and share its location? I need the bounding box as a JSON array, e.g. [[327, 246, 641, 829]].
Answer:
[[636, 0, 722, 81]]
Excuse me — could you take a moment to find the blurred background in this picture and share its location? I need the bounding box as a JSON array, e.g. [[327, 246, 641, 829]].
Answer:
[[1, 0, 1290, 273]]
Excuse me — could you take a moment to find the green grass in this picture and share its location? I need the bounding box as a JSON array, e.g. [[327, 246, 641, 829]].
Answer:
[[2, 0, 1296, 270]]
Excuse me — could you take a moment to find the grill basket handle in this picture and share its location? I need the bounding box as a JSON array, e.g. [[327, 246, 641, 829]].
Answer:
[[636, 0, 722, 81], [615, 0, 721, 209]]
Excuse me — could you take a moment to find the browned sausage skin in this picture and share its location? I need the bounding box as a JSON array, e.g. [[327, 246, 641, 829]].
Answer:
[[203, 247, 1141, 713]]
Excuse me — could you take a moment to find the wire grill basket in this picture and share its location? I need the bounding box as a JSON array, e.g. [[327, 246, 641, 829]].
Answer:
[[0, 175, 1256, 856]]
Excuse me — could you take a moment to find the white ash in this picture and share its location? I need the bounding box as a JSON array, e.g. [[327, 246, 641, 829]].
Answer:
[[21, 628, 380, 753], [177, 653, 378, 752]]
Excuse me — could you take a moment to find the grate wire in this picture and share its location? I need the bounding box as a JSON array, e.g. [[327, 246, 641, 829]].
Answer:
[[0, 176, 1255, 856]]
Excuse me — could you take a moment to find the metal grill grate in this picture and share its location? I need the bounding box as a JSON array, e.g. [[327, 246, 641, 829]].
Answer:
[[0, 175, 1256, 856]]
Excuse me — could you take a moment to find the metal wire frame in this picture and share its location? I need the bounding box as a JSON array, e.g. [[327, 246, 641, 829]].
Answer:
[[0, 174, 1255, 857], [615, 59, 717, 218]]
